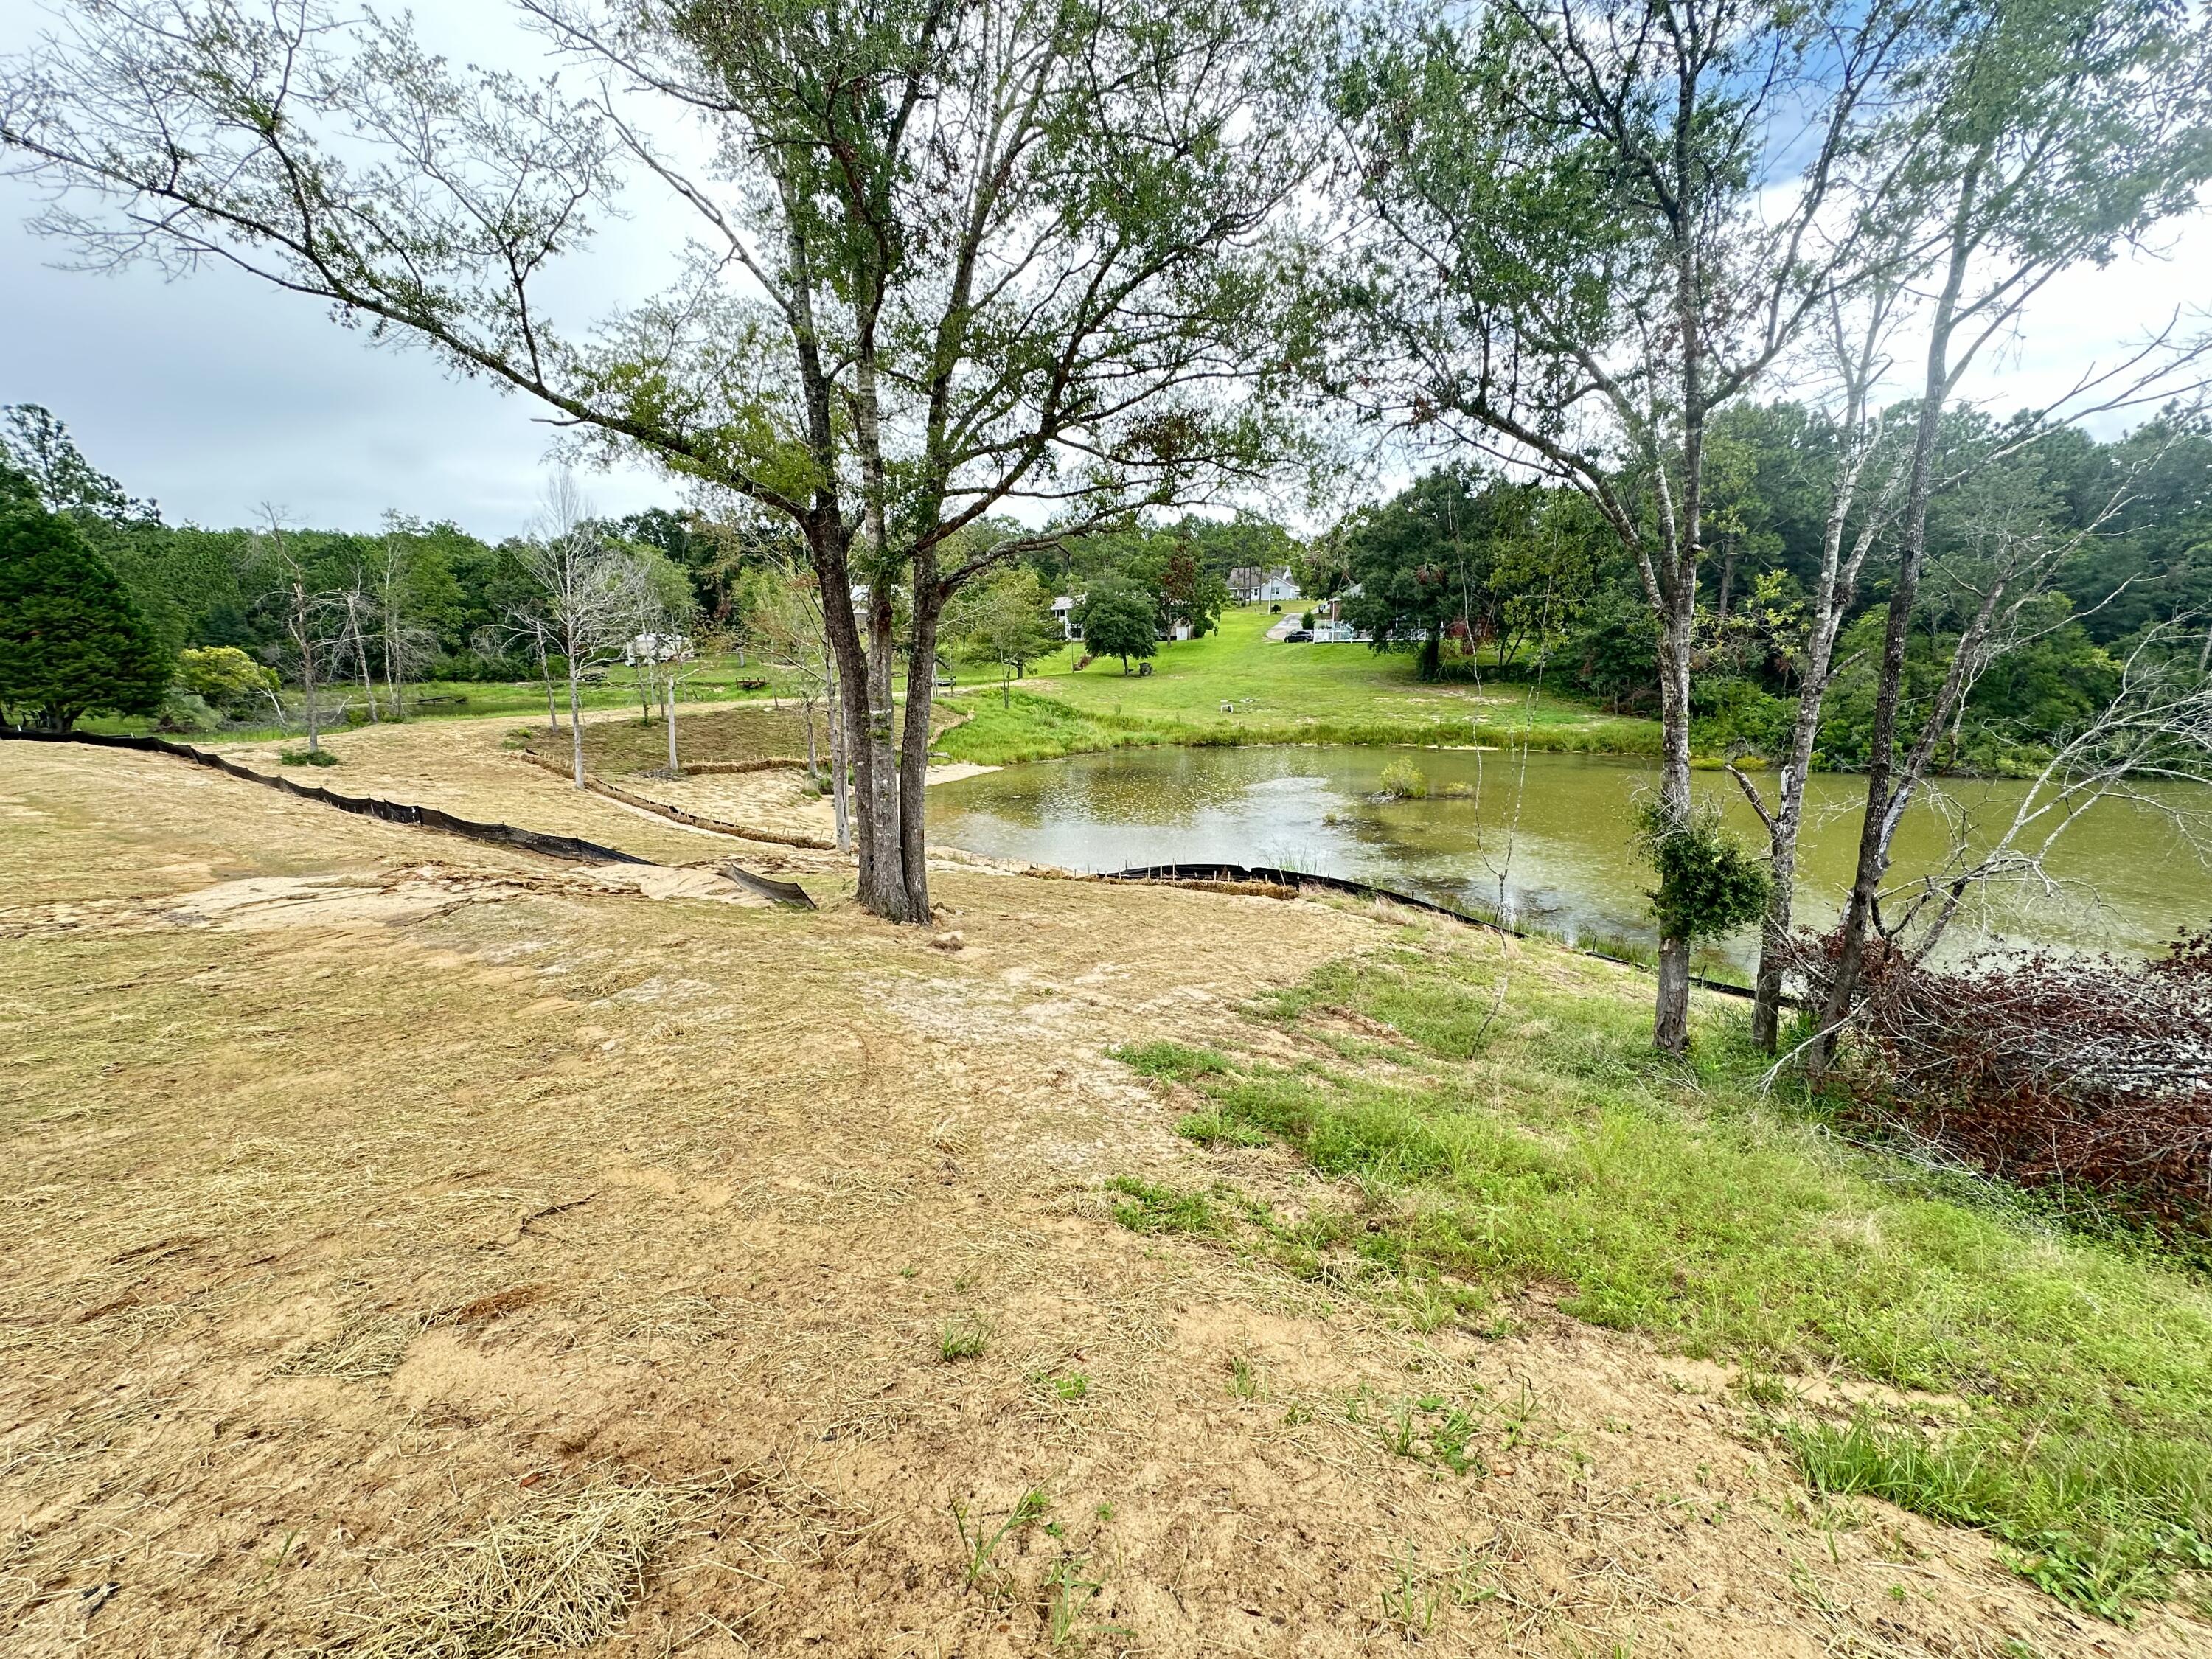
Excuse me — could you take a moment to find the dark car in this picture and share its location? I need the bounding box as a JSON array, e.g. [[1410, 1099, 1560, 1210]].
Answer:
[[1284, 628, 1314, 642]]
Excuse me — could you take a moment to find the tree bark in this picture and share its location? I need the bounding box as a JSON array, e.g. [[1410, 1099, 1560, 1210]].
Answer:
[[898, 560, 947, 921], [827, 653, 851, 853], [1749, 380, 1893, 1051], [296, 577, 321, 754], [663, 669, 679, 774], [1649, 64, 1708, 1057], [859, 588, 912, 918]]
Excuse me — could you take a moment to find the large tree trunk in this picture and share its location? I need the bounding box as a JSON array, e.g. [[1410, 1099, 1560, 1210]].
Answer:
[[1650, 582, 1697, 1054], [811, 517, 922, 923], [898, 568, 947, 921], [858, 589, 914, 919]]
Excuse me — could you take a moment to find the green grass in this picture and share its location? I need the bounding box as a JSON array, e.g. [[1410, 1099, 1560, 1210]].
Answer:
[[939, 1313, 992, 1362], [1106, 936, 2212, 1617], [1110, 1040, 1230, 1082], [77, 655, 819, 745], [935, 608, 1659, 765]]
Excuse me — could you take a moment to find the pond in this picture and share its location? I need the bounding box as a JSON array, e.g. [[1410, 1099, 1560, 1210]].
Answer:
[[929, 745, 2211, 973]]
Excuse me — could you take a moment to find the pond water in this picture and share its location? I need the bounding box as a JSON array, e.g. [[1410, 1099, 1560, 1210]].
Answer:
[[929, 745, 2211, 973]]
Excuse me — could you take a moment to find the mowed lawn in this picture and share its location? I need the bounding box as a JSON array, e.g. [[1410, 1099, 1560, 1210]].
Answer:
[[938, 605, 1660, 765]]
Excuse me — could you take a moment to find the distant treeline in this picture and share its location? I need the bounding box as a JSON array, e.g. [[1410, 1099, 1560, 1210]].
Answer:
[[1318, 402, 2212, 774], [0, 403, 1310, 686]]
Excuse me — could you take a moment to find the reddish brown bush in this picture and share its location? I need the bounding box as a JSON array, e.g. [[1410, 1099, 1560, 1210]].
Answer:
[[1807, 928, 2212, 1233]]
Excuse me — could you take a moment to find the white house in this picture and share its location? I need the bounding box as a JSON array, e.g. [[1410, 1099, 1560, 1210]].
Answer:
[[1228, 566, 1299, 605], [1052, 594, 1082, 640]]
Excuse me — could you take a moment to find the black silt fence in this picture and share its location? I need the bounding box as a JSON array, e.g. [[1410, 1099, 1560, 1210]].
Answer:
[[4, 728, 652, 866]]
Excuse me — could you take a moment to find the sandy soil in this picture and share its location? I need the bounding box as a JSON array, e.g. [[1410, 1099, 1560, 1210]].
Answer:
[[211, 705, 995, 856], [3, 725, 2207, 1657]]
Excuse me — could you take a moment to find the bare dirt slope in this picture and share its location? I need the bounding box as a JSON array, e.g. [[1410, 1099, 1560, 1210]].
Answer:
[[1, 731, 2202, 1657]]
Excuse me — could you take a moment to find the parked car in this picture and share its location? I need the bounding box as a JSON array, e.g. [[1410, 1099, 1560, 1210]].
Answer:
[[1284, 629, 1314, 643]]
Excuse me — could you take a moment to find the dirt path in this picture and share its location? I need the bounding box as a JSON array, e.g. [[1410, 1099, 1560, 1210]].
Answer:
[[1, 737, 2202, 1657]]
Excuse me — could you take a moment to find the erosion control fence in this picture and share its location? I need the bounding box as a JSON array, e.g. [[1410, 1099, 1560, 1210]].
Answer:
[[5, 728, 658, 865], [1102, 860, 1759, 1002]]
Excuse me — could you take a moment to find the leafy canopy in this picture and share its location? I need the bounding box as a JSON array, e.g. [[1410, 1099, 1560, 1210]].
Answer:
[[1074, 574, 1160, 672], [1632, 799, 1772, 945], [0, 507, 170, 731]]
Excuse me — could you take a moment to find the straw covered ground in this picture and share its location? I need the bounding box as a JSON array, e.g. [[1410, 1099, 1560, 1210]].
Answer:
[[2, 715, 2208, 1657]]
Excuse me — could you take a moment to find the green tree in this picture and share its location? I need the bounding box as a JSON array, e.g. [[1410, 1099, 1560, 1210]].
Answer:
[[1074, 576, 1160, 673], [176, 644, 279, 718], [1155, 548, 1230, 639], [946, 566, 1059, 706], [1341, 467, 1545, 679], [0, 507, 170, 731], [1814, 0, 2212, 1061], [1, 0, 1315, 926], [1330, 0, 1924, 1051], [0, 404, 145, 521]]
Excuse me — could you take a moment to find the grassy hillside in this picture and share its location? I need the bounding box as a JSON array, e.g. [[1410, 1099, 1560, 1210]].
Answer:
[[1110, 933, 2212, 1621], [939, 606, 1658, 765]]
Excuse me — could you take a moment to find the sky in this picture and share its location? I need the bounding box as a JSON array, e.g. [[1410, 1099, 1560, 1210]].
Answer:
[[3, 3, 2208, 543]]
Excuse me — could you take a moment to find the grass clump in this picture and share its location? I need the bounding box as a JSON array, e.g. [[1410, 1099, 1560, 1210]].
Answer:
[[939, 1313, 991, 1362], [1112, 1040, 1229, 1083], [278, 747, 341, 767], [1124, 936, 2212, 1616], [1103, 1175, 1225, 1237], [1040, 1368, 1090, 1402], [1177, 1108, 1272, 1148], [952, 1487, 1050, 1594]]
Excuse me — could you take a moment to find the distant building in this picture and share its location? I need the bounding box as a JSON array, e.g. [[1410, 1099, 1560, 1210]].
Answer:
[[1052, 594, 1082, 640], [1310, 588, 1370, 644], [1228, 566, 1298, 605], [625, 632, 693, 665]]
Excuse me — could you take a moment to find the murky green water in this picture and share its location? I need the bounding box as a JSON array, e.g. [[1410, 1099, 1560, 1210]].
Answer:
[[930, 745, 2211, 970]]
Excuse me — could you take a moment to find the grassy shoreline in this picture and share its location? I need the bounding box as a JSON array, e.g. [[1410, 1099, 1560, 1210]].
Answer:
[[935, 684, 1660, 767]]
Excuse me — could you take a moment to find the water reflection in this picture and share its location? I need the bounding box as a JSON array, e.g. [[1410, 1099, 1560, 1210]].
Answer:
[[929, 746, 2211, 970]]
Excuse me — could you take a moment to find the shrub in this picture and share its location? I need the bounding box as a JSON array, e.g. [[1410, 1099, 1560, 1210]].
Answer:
[[1376, 756, 1428, 799], [155, 689, 222, 734], [279, 747, 341, 767]]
